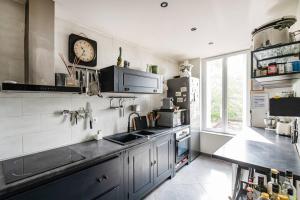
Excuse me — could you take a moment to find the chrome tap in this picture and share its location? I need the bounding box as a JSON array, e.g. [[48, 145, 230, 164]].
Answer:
[[128, 112, 140, 133]]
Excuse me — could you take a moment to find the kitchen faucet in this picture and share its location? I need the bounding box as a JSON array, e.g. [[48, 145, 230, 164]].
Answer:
[[128, 112, 140, 133]]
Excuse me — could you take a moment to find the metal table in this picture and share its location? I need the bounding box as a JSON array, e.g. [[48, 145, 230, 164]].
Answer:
[[213, 128, 300, 200]]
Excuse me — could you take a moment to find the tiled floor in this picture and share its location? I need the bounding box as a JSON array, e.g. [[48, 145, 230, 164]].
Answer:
[[144, 155, 232, 200]]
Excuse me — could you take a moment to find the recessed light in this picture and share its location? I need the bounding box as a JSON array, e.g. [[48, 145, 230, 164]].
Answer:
[[161, 2, 168, 8], [208, 41, 214, 45], [190, 27, 197, 31]]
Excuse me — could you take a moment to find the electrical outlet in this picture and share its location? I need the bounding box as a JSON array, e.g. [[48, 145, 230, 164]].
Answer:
[[297, 180, 300, 200]]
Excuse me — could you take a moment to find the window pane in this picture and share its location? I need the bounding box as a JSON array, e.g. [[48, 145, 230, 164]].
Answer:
[[206, 59, 223, 129], [227, 54, 246, 132]]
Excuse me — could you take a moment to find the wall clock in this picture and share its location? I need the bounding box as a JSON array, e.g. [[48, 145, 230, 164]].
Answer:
[[68, 33, 97, 67]]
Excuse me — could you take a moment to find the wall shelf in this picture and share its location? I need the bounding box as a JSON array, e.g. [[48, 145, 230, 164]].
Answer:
[[251, 41, 300, 88], [1, 83, 81, 93]]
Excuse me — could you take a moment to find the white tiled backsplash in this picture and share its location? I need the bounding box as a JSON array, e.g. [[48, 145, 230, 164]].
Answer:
[[0, 17, 178, 160], [0, 93, 165, 160]]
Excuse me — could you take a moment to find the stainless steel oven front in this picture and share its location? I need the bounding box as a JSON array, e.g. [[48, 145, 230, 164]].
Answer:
[[175, 128, 191, 165]]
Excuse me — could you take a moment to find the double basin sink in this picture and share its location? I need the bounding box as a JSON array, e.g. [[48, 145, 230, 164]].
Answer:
[[104, 130, 165, 145]]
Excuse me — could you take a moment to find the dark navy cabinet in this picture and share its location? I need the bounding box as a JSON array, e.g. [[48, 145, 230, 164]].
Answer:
[[127, 134, 173, 200], [8, 155, 123, 200], [153, 134, 173, 184], [99, 66, 162, 94], [128, 143, 153, 200], [7, 133, 175, 200]]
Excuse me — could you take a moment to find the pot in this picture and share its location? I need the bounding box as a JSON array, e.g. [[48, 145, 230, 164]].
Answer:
[[252, 16, 296, 50]]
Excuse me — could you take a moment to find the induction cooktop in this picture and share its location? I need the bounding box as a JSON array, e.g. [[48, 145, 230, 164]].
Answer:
[[2, 147, 85, 184]]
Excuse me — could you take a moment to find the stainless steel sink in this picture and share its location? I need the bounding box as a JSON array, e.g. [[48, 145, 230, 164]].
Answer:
[[104, 133, 147, 145]]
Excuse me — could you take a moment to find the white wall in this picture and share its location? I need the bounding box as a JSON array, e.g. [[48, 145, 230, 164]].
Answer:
[[291, 0, 300, 31], [0, 17, 178, 161], [200, 132, 233, 154]]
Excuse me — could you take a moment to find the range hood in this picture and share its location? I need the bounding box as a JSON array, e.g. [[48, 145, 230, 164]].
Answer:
[[1, 0, 80, 93]]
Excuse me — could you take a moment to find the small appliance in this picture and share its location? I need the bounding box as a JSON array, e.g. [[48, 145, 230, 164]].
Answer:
[[157, 109, 186, 128]]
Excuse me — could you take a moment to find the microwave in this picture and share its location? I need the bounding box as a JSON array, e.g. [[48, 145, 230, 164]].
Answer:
[[157, 109, 186, 127]]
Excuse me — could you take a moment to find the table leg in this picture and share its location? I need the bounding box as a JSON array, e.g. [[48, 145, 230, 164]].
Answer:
[[232, 164, 242, 200]]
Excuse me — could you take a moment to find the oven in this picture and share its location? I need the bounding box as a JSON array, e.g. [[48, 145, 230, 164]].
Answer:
[[175, 128, 191, 168]]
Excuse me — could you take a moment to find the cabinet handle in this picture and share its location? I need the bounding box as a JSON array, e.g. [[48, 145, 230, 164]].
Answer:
[[96, 175, 108, 183], [102, 175, 108, 180], [124, 88, 130, 91], [153, 160, 157, 165], [150, 162, 153, 166], [153, 89, 157, 93]]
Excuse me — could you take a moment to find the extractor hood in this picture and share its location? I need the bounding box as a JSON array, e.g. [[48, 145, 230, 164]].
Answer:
[[1, 0, 80, 93]]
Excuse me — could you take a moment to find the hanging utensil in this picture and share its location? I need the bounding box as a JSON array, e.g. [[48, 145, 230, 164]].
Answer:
[[86, 102, 93, 129]]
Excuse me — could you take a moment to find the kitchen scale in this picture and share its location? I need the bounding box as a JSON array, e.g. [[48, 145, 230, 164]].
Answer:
[[2, 147, 85, 184]]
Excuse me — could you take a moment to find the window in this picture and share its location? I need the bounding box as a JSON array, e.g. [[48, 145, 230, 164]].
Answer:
[[202, 51, 248, 134]]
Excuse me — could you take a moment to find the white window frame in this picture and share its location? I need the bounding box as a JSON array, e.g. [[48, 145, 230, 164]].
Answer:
[[201, 50, 250, 134]]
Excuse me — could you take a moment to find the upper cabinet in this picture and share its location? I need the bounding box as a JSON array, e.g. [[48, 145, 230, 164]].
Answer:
[[99, 66, 163, 94], [251, 41, 300, 88]]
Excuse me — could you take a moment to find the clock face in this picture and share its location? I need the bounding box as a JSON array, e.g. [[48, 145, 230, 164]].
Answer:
[[73, 40, 95, 62]]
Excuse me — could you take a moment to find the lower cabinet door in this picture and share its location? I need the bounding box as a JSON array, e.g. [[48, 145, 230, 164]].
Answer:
[[153, 135, 172, 184], [8, 156, 122, 200], [128, 143, 153, 200], [95, 186, 120, 200]]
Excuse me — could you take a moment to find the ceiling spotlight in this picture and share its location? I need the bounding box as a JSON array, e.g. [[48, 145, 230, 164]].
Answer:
[[190, 27, 197, 31], [208, 41, 214, 45], [161, 2, 168, 8]]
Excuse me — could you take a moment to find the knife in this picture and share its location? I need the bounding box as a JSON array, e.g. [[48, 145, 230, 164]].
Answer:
[[86, 102, 93, 129], [79, 70, 83, 94]]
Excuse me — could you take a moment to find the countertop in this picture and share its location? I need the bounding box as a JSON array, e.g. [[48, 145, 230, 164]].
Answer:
[[213, 128, 300, 179], [0, 125, 189, 198]]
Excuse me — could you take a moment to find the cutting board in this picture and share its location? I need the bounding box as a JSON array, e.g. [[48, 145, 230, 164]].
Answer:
[[133, 116, 148, 130]]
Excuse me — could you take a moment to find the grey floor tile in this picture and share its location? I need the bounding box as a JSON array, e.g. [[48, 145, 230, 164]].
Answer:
[[143, 155, 232, 200]]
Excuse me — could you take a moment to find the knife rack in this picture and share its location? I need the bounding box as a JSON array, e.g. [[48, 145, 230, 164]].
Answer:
[[74, 67, 101, 96]]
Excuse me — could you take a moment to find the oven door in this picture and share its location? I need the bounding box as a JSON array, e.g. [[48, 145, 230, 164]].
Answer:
[[175, 135, 191, 163]]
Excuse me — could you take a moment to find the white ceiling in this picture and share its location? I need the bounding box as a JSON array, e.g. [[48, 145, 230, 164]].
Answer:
[[55, 0, 299, 61]]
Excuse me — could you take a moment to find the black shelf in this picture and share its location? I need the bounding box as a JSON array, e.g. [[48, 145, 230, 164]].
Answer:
[[1, 83, 81, 93], [251, 41, 300, 88], [252, 71, 300, 79], [257, 53, 299, 63], [252, 41, 300, 53]]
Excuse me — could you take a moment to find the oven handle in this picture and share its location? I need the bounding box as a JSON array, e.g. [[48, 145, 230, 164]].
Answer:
[[176, 135, 191, 143]]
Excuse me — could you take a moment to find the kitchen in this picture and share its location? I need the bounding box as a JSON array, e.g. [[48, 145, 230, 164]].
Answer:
[[0, 0, 300, 200]]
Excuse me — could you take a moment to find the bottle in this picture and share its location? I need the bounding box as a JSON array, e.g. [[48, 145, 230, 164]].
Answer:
[[287, 188, 294, 200], [271, 184, 280, 200], [281, 171, 296, 200], [247, 186, 254, 200], [278, 194, 289, 200], [117, 47, 122, 67], [254, 176, 268, 198], [247, 178, 254, 200], [268, 169, 280, 195], [257, 192, 270, 200]]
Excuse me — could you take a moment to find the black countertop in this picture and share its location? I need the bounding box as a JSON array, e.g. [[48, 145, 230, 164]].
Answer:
[[213, 128, 300, 178], [0, 125, 189, 198]]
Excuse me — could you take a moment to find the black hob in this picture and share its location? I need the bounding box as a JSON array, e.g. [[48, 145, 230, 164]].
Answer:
[[2, 147, 85, 184]]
